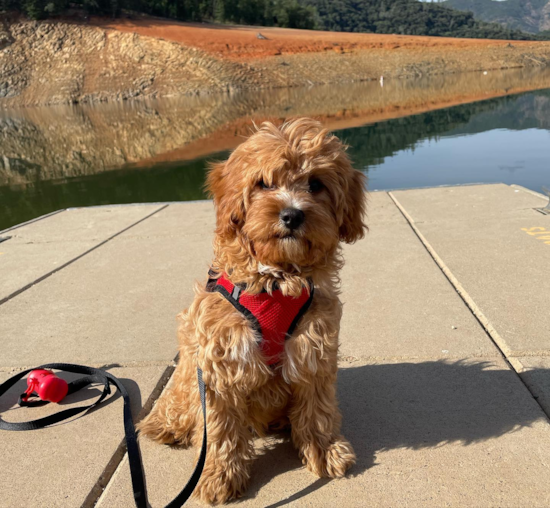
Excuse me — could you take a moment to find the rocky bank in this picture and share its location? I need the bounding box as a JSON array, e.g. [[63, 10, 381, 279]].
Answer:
[[2, 18, 550, 107]]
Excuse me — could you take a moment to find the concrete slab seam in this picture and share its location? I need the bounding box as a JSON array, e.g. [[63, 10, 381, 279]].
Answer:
[[0, 209, 66, 235], [84, 357, 178, 508], [387, 192, 512, 355], [388, 191, 550, 422], [0, 205, 169, 307]]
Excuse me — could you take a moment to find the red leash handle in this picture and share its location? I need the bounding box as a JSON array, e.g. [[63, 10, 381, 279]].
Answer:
[[22, 369, 68, 403]]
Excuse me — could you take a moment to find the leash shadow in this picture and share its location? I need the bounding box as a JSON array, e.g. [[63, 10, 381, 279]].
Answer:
[[239, 434, 332, 507], [262, 478, 332, 508], [240, 426, 376, 506]]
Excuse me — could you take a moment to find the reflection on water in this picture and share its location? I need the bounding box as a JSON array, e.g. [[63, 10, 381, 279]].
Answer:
[[1, 68, 550, 230], [342, 91, 550, 191], [0, 156, 219, 233]]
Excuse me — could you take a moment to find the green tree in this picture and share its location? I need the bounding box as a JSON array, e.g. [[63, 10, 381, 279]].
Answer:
[[1, 0, 542, 40], [301, 0, 534, 40], [276, 0, 316, 29]]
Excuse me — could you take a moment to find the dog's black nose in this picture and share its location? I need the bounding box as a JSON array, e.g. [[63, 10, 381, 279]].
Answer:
[[280, 208, 305, 230]]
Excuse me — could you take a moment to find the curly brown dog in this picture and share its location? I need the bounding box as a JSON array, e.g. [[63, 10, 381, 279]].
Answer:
[[138, 117, 367, 505]]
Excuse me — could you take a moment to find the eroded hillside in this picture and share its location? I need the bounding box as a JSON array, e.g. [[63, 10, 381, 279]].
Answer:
[[2, 17, 550, 107]]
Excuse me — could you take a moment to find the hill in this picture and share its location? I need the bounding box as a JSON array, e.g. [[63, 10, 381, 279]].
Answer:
[[2, 17, 550, 107], [301, 0, 537, 39], [443, 0, 550, 34]]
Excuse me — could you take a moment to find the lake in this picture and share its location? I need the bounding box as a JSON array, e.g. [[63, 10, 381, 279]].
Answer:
[[1, 67, 550, 231]]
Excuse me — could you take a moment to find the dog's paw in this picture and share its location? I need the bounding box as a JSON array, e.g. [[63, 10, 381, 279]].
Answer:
[[324, 437, 356, 477], [137, 409, 178, 445], [137, 404, 195, 446], [194, 463, 250, 505], [302, 436, 356, 478]]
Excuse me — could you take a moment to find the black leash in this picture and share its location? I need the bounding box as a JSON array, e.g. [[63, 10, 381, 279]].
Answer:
[[0, 363, 207, 508]]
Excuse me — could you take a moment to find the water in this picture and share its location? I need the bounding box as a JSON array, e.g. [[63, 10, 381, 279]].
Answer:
[[1, 68, 550, 231], [343, 92, 550, 191]]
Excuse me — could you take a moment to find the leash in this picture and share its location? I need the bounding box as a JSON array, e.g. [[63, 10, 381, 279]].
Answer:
[[0, 363, 207, 508]]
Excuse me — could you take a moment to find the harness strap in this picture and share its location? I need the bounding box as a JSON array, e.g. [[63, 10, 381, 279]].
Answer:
[[208, 274, 315, 366], [0, 363, 207, 508]]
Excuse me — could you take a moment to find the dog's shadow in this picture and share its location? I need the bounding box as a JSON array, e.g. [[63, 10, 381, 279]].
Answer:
[[3, 361, 546, 505], [239, 360, 548, 506]]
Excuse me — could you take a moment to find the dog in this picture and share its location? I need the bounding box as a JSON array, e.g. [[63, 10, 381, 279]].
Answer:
[[138, 117, 367, 504]]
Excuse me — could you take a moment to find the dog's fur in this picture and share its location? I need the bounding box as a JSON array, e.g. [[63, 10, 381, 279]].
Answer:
[[138, 118, 367, 505]]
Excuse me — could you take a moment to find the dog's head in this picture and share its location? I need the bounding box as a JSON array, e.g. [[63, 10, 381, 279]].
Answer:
[[207, 118, 367, 270]]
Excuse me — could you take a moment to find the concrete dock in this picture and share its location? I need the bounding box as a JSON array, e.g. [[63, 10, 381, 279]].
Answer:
[[1, 183, 549, 508]]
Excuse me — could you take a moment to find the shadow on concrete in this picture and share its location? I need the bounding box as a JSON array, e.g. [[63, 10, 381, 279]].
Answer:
[[1, 360, 548, 505], [242, 360, 548, 506]]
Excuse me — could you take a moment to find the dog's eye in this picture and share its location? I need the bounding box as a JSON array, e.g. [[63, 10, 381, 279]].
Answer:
[[308, 179, 324, 193], [259, 180, 276, 190]]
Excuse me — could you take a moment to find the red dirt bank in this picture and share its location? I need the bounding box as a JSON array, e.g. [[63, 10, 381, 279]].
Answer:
[[94, 17, 543, 61]]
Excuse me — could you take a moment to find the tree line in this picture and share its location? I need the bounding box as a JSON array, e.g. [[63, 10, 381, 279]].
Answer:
[[443, 0, 550, 34], [2, 0, 550, 40], [1, 0, 316, 28], [302, 0, 550, 40]]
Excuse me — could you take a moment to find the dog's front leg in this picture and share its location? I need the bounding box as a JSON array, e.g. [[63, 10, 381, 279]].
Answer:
[[289, 376, 356, 478], [193, 313, 271, 504], [193, 388, 255, 505]]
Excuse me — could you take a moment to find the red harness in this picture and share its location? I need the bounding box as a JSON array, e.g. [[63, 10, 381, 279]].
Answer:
[[207, 273, 314, 365]]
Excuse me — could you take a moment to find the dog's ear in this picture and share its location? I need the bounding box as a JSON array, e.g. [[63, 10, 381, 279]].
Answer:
[[339, 169, 368, 243], [206, 157, 246, 237]]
